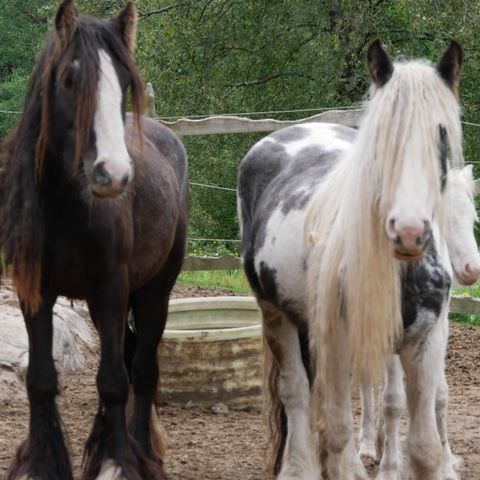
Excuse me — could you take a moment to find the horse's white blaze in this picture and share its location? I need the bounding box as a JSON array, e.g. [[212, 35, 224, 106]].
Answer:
[[95, 460, 126, 480], [386, 151, 437, 251], [94, 49, 131, 186]]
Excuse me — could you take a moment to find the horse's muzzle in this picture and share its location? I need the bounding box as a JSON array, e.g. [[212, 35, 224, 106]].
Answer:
[[91, 159, 131, 197], [387, 216, 432, 261]]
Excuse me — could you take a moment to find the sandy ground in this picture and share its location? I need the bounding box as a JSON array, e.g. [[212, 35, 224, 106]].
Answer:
[[0, 284, 479, 479]]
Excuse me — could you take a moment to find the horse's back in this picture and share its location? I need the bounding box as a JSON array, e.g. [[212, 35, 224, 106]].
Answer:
[[238, 122, 354, 321]]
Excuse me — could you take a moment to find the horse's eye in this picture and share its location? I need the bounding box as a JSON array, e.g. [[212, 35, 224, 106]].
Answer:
[[62, 60, 80, 90], [64, 73, 73, 89]]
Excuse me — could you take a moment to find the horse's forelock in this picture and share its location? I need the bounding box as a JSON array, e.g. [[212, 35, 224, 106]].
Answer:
[[34, 16, 144, 178]]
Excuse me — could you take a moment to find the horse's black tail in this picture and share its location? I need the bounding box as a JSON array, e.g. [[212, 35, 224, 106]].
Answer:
[[263, 333, 287, 478]]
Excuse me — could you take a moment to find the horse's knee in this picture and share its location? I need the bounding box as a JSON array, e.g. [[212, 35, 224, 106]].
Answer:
[[407, 434, 442, 473], [26, 363, 58, 400], [278, 372, 309, 410], [97, 361, 129, 405], [436, 387, 448, 413], [325, 414, 352, 454], [383, 392, 404, 419]]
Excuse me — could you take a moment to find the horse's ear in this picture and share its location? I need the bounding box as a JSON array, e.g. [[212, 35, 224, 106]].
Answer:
[[463, 164, 474, 182], [437, 41, 463, 96], [367, 39, 394, 87], [55, 0, 78, 49], [113, 2, 138, 53]]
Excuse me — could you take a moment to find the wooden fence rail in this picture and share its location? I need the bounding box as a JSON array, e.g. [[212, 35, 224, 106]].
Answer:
[[159, 109, 364, 136]]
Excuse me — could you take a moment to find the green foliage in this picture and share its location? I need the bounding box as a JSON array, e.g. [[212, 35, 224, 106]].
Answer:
[[178, 269, 251, 293], [2, 1, 480, 253], [0, 1, 51, 137], [449, 312, 480, 327], [450, 284, 480, 327]]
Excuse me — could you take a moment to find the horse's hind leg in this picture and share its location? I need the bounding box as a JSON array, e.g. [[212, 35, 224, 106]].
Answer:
[[6, 296, 73, 480], [127, 228, 185, 480], [127, 272, 177, 480], [261, 300, 319, 480], [359, 377, 377, 462]]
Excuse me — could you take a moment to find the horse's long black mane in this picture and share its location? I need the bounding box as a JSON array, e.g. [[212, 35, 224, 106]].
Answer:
[[0, 13, 144, 312]]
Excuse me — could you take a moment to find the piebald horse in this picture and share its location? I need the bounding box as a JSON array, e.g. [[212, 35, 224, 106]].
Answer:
[[238, 40, 464, 479]]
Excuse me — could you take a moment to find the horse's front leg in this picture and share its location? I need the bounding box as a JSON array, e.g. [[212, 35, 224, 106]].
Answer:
[[6, 295, 73, 480], [83, 269, 142, 480], [436, 371, 460, 480], [312, 326, 367, 480], [400, 315, 445, 480], [377, 355, 405, 480]]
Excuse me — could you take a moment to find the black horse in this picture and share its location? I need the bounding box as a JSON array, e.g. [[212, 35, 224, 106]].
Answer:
[[0, 1, 187, 479]]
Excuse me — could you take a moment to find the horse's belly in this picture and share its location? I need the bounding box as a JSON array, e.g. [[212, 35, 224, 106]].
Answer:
[[254, 204, 308, 322]]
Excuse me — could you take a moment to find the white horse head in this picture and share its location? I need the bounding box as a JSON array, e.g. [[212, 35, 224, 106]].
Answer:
[[365, 40, 464, 261], [446, 165, 480, 285]]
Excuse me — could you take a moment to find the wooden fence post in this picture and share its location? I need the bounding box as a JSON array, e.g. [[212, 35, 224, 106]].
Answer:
[[145, 82, 156, 118]]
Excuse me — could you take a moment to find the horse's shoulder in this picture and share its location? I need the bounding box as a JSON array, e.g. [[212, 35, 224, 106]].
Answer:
[[126, 114, 188, 195]]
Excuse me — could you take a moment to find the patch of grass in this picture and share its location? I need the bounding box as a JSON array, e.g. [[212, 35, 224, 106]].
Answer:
[[452, 283, 480, 298], [449, 312, 480, 327], [177, 270, 252, 294], [450, 284, 480, 327]]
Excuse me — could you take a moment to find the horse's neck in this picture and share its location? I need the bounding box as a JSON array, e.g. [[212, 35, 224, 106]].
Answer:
[[304, 155, 352, 246]]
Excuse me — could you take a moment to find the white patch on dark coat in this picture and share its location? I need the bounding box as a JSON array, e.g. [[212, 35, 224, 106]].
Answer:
[[282, 123, 352, 157], [94, 49, 132, 185], [251, 124, 353, 320]]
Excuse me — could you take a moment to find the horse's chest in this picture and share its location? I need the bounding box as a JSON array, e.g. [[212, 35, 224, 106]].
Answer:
[[43, 203, 133, 296], [401, 250, 451, 335]]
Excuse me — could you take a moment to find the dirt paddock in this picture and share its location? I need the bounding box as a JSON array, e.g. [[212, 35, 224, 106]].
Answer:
[[1, 285, 479, 479]]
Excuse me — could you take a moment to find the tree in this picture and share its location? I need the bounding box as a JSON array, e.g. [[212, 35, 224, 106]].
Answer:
[[2, 0, 480, 251]]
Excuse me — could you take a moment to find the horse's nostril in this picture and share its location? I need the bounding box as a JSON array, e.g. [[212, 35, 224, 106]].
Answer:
[[418, 223, 433, 246], [386, 217, 396, 238], [121, 172, 129, 187], [93, 161, 112, 187]]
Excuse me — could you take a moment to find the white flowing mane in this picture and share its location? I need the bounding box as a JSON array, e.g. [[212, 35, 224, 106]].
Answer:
[[305, 59, 463, 383]]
